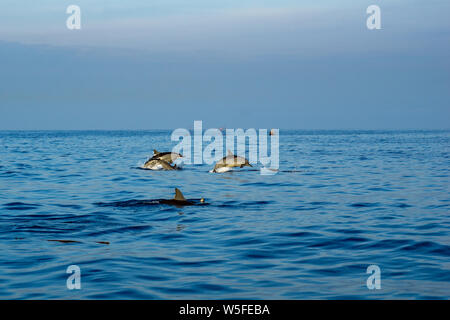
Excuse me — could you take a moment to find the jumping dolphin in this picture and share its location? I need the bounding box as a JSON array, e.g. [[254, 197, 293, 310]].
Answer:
[[143, 158, 178, 170], [95, 188, 206, 207], [210, 150, 252, 173], [151, 149, 183, 163]]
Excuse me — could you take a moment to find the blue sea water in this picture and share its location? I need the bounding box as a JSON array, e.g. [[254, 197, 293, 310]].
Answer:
[[0, 130, 449, 299]]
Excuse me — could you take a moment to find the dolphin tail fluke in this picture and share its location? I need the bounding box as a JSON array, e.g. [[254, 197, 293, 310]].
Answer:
[[174, 188, 186, 201]]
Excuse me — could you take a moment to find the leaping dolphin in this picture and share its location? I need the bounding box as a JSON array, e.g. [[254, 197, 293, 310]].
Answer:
[[151, 149, 183, 163], [143, 158, 178, 170], [210, 150, 252, 173]]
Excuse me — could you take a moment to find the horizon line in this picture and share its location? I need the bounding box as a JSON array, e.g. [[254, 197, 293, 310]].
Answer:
[[1, 128, 449, 132]]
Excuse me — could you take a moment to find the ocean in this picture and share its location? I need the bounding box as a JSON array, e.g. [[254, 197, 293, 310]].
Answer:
[[0, 130, 449, 299]]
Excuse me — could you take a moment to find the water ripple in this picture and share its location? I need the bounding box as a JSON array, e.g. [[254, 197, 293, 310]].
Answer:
[[0, 130, 449, 299]]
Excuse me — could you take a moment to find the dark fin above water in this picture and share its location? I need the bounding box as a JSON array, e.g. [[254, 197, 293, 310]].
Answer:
[[174, 188, 186, 201]]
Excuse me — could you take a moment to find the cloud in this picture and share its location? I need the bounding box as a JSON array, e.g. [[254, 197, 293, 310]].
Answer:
[[1, 2, 448, 59]]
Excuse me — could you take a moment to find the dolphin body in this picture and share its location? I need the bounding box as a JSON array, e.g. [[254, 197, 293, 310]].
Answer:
[[96, 188, 206, 208], [211, 150, 252, 173], [151, 149, 183, 163], [143, 158, 177, 170]]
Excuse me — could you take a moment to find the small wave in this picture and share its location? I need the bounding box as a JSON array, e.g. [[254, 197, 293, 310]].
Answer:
[[224, 236, 266, 246], [242, 182, 302, 187], [401, 241, 450, 257], [216, 200, 271, 209], [243, 250, 276, 259], [295, 205, 321, 211], [58, 174, 83, 178], [87, 225, 152, 237], [425, 204, 449, 209], [95, 199, 161, 207], [416, 223, 441, 230], [271, 231, 319, 238], [0, 170, 17, 177], [309, 184, 327, 189], [391, 203, 412, 208], [3, 202, 41, 210], [53, 203, 83, 210], [349, 202, 379, 208], [329, 228, 363, 235], [14, 163, 32, 168], [308, 236, 369, 249], [174, 259, 225, 268], [368, 187, 391, 192], [309, 201, 337, 206]]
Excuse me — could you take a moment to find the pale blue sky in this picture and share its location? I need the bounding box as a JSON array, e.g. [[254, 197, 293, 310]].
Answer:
[[0, 0, 449, 129]]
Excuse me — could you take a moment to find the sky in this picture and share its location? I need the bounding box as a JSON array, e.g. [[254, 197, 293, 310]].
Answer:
[[0, 0, 449, 130]]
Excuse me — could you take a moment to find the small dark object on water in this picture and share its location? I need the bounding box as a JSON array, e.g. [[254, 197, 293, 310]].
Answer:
[[47, 239, 81, 244]]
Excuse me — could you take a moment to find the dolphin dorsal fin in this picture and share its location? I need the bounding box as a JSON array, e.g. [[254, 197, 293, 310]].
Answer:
[[227, 149, 233, 156], [153, 149, 159, 155], [174, 188, 186, 201]]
